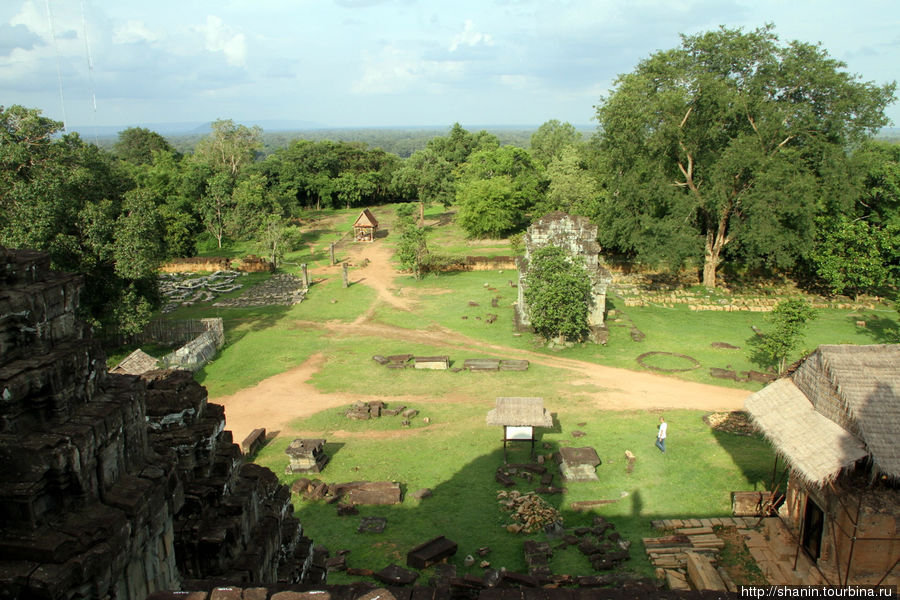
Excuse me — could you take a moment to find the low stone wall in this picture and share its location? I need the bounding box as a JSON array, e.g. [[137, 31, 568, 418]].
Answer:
[[160, 318, 224, 372]]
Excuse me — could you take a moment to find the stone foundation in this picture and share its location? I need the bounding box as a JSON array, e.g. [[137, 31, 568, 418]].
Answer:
[[0, 248, 316, 599]]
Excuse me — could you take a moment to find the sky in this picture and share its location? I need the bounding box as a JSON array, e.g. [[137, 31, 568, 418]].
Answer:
[[1, 0, 898, 132]]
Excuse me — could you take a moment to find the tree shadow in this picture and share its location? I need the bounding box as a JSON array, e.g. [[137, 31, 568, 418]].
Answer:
[[711, 428, 781, 492], [849, 313, 900, 344]]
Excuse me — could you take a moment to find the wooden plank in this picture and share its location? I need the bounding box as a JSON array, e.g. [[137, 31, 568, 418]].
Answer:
[[677, 526, 714, 535]]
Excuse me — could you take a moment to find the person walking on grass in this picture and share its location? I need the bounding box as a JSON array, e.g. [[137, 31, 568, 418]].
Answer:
[[656, 415, 667, 453]]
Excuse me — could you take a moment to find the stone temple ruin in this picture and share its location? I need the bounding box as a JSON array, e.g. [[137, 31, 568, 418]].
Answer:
[[515, 212, 612, 334], [0, 249, 321, 599]]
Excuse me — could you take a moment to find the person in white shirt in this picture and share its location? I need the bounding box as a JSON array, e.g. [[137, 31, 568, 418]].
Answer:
[[656, 416, 667, 453]]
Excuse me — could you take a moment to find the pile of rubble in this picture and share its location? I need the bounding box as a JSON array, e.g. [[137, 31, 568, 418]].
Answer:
[[497, 490, 561, 533], [212, 273, 306, 308], [159, 270, 244, 312], [344, 401, 419, 424]]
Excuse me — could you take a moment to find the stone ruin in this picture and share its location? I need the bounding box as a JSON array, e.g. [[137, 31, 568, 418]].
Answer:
[[515, 212, 612, 332], [0, 249, 321, 599], [159, 270, 244, 313]]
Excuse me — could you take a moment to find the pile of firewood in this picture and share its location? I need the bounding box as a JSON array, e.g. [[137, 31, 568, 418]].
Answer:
[[497, 490, 561, 533]]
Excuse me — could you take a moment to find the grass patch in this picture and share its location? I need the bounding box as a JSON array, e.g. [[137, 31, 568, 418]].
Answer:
[[254, 406, 776, 582]]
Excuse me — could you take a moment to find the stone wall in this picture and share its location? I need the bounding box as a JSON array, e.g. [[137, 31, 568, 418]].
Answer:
[[160, 319, 225, 372], [0, 248, 316, 599], [515, 212, 612, 330]]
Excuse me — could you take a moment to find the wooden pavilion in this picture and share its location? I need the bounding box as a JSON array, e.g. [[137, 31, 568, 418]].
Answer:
[[745, 344, 900, 586], [353, 209, 379, 242], [486, 397, 553, 462]]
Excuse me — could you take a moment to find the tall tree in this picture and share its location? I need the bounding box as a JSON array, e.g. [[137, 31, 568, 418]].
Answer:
[[530, 119, 582, 168], [113, 127, 177, 165], [594, 25, 895, 288], [391, 148, 455, 225], [194, 119, 262, 177], [538, 146, 601, 217], [0, 105, 162, 333]]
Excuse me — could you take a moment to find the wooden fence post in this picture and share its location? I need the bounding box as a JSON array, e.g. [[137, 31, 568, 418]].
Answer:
[[342, 262, 349, 288]]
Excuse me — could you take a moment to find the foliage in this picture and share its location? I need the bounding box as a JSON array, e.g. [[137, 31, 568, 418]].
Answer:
[[256, 214, 302, 269], [113, 127, 177, 164], [0, 105, 160, 333], [194, 119, 262, 177], [852, 140, 900, 227], [530, 119, 582, 167], [751, 298, 818, 373], [523, 245, 592, 341], [455, 145, 543, 238], [538, 145, 601, 217], [395, 224, 429, 279], [594, 25, 896, 288], [812, 217, 897, 298], [455, 177, 528, 238], [426, 122, 499, 166]]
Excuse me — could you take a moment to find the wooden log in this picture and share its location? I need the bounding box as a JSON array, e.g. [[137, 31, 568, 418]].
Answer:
[[642, 535, 691, 548], [677, 526, 714, 535]]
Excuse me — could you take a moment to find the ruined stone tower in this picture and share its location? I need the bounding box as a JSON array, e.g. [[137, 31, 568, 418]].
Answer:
[[515, 212, 612, 332], [0, 249, 318, 599]]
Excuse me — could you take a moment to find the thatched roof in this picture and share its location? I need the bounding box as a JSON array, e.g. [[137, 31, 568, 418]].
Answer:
[[746, 378, 868, 485], [486, 397, 553, 427], [111, 349, 159, 375], [745, 344, 900, 485], [816, 344, 900, 479], [354, 209, 378, 228]]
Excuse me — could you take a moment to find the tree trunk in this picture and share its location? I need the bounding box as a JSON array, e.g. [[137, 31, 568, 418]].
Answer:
[[418, 200, 425, 227], [702, 209, 731, 289]]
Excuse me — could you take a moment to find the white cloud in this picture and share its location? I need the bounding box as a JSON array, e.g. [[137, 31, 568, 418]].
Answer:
[[10, 0, 47, 39], [352, 45, 463, 94], [497, 74, 539, 90], [113, 20, 161, 44], [449, 19, 493, 52], [196, 15, 246, 68]]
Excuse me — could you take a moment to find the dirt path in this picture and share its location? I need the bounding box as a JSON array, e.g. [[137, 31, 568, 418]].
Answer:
[[214, 238, 751, 443]]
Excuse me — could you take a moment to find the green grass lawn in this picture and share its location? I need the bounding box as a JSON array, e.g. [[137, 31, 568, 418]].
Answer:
[[130, 202, 899, 585], [253, 405, 776, 582]]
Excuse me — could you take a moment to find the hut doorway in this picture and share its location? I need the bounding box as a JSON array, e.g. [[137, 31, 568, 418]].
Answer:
[[802, 495, 825, 560]]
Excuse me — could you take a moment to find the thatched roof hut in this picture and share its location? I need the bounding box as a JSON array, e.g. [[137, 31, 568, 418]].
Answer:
[[353, 209, 379, 242], [744, 344, 900, 584], [110, 349, 159, 375], [486, 397, 553, 427], [746, 344, 900, 484]]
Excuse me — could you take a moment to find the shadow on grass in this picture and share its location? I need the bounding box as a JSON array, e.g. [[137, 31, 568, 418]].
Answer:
[[850, 313, 900, 344], [711, 428, 782, 493], [289, 429, 775, 586]]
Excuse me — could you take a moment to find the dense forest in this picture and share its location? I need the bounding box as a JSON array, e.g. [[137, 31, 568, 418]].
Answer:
[[1, 25, 898, 335]]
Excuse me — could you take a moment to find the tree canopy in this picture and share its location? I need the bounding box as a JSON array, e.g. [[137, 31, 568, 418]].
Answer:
[[594, 25, 896, 288]]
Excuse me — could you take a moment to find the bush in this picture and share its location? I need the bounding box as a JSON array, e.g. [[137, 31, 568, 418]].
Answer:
[[523, 245, 591, 341]]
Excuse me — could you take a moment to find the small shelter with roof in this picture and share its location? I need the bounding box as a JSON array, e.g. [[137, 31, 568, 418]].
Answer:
[[110, 349, 159, 375], [353, 209, 379, 242], [486, 397, 553, 462], [745, 344, 900, 586]]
